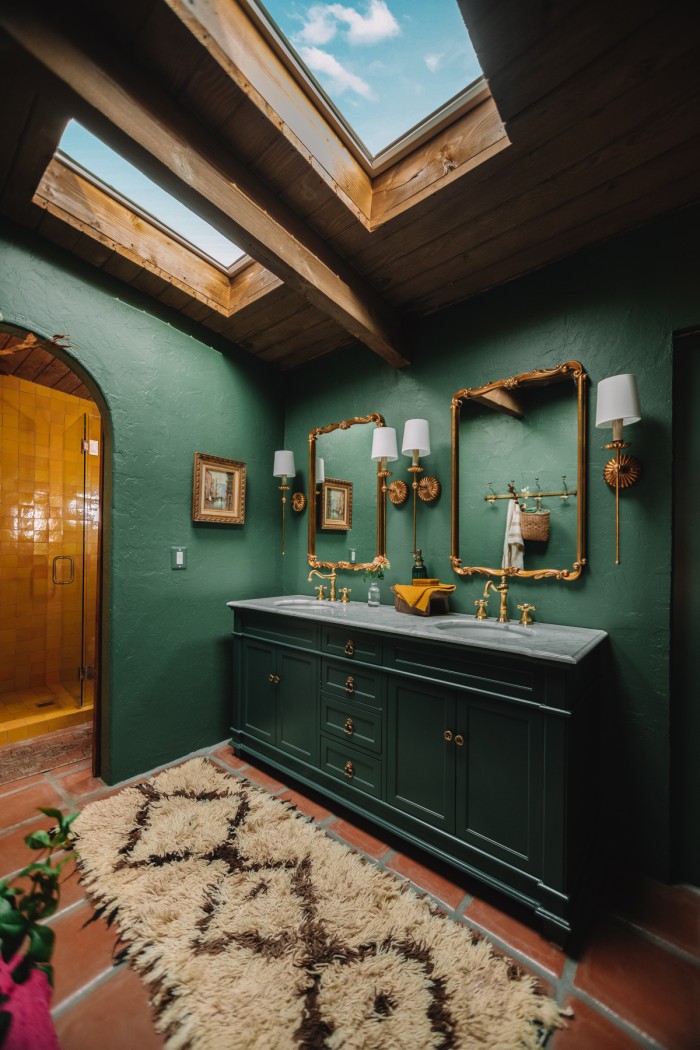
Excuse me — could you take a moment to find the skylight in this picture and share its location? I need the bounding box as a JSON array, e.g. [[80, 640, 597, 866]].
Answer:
[[257, 0, 484, 156], [57, 121, 246, 269]]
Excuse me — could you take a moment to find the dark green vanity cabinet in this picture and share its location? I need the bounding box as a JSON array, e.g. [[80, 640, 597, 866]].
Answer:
[[230, 604, 604, 943]]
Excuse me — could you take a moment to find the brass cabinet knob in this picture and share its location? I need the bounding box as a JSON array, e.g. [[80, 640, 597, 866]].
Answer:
[[345, 675, 355, 694], [267, 673, 280, 684], [455, 734, 464, 747], [344, 639, 355, 656], [443, 729, 453, 742], [344, 760, 354, 779], [343, 717, 354, 736]]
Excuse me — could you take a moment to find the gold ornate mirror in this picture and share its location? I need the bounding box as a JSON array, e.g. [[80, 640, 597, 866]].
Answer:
[[308, 413, 388, 571], [450, 362, 587, 581]]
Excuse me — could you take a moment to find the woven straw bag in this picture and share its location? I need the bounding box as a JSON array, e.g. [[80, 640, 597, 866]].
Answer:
[[520, 509, 550, 541]]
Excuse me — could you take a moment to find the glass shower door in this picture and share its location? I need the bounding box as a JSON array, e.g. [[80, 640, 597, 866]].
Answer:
[[57, 414, 87, 706]]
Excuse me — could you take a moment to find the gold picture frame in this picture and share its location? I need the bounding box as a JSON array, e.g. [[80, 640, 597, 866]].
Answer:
[[192, 452, 246, 524], [320, 478, 352, 531]]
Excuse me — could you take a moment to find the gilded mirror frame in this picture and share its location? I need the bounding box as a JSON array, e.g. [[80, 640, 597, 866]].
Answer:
[[308, 413, 387, 571], [450, 361, 588, 581]]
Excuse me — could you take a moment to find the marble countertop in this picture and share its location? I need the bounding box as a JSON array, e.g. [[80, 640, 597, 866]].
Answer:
[[227, 596, 607, 665]]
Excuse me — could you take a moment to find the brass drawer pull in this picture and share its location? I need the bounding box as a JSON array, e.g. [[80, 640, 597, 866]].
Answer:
[[344, 760, 354, 779], [345, 675, 355, 694], [344, 639, 355, 656], [443, 729, 453, 743], [268, 673, 280, 684], [343, 717, 354, 736], [455, 734, 464, 747]]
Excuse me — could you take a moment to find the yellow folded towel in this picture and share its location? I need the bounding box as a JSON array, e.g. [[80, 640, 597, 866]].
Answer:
[[394, 583, 456, 613], [413, 577, 440, 586]]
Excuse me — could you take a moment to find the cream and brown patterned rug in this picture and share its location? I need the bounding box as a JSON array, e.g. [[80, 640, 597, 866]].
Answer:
[[74, 757, 563, 1049]]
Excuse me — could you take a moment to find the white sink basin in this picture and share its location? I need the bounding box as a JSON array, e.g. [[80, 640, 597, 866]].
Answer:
[[429, 618, 536, 641], [274, 597, 345, 611]]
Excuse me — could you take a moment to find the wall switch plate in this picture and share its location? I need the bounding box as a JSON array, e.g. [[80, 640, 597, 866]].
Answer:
[[171, 546, 187, 569]]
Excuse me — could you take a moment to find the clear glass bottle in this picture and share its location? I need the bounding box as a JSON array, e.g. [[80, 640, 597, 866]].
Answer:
[[367, 580, 381, 607]]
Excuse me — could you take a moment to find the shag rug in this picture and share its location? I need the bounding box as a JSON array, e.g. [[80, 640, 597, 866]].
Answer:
[[74, 758, 563, 1050]]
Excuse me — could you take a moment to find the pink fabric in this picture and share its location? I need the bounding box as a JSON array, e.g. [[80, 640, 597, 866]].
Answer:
[[0, 957, 60, 1050]]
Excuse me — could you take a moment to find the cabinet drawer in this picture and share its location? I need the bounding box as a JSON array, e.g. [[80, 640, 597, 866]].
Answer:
[[320, 737, 382, 799], [321, 658, 384, 708], [321, 694, 382, 755], [320, 625, 382, 664], [240, 612, 317, 651], [386, 639, 545, 704]]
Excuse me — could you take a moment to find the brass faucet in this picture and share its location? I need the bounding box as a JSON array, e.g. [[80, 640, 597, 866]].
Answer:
[[484, 576, 510, 623], [308, 568, 338, 602]]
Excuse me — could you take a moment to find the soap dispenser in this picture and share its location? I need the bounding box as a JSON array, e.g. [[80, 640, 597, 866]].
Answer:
[[412, 549, 428, 582]]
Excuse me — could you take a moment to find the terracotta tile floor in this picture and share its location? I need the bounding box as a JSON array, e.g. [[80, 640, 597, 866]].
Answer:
[[1, 740, 698, 1049]]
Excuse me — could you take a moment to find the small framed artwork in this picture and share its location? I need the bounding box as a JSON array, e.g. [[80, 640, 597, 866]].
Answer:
[[192, 453, 246, 524], [321, 478, 352, 530]]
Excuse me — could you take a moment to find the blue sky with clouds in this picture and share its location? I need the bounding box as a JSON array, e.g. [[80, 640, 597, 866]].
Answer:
[[261, 0, 482, 153], [58, 122, 245, 268]]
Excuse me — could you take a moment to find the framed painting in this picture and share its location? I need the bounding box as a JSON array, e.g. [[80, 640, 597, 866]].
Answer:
[[193, 453, 246, 524], [320, 478, 352, 531]]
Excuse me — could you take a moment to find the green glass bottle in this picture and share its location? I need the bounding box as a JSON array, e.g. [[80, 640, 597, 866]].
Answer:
[[412, 549, 428, 580]]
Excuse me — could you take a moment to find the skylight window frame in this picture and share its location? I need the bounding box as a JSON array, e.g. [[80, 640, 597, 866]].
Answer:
[[54, 149, 250, 276], [242, 0, 490, 176]]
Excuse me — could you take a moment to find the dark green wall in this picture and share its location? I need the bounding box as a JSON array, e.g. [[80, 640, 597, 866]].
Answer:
[[0, 221, 284, 783], [282, 204, 700, 879], [2, 200, 698, 878]]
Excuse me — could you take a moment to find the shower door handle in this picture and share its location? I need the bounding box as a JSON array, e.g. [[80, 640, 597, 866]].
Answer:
[[52, 556, 74, 585]]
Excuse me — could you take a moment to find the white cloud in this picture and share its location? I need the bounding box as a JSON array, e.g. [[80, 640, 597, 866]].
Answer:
[[424, 52, 443, 73], [296, 1, 399, 48], [295, 5, 338, 45], [329, 0, 399, 46], [298, 46, 375, 99]]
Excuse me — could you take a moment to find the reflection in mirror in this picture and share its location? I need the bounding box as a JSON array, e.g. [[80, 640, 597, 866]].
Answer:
[[308, 414, 387, 571], [450, 362, 587, 581]]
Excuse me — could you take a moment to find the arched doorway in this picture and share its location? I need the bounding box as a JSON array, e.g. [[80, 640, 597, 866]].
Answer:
[[0, 323, 104, 782]]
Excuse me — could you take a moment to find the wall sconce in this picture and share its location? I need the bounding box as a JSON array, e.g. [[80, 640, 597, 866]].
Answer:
[[371, 427, 398, 494], [401, 419, 441, 556], [291, 457, 323, 513], [273, 449, 295, 555], [595, 373, 642, 565]]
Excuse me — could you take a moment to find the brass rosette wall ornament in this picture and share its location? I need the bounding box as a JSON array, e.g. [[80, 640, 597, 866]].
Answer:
[[387, 480, 408, 506], [417, 475, 441, 502], [603, 454, 642, 489]]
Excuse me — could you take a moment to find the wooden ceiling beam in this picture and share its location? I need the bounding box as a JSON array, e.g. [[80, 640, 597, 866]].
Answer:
[[163, 0, 372, 225], [0, 5, 410, 368]]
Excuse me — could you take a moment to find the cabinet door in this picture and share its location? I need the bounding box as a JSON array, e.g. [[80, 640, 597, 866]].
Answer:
[[277, 649, 319, 765], [455, 695, 543, 876], [241, 638, 277, 745], [386, 680, 456, 832]]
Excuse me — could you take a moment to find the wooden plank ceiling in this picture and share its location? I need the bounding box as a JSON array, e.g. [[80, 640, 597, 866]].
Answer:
[[0, 0, 698, 372], [0, 329, 93, 400]]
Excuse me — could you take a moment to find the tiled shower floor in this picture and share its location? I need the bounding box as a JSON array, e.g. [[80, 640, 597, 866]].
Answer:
[[0, 683, 93, 745], [0, 741, 698, 1049]]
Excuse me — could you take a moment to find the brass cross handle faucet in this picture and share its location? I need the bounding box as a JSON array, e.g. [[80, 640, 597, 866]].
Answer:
[[483, 577, 510, 623], [517, 603, 536, 626], [339, 587, 352, 603], [308, 568, 338, 601], [474, 599, 489, 620]]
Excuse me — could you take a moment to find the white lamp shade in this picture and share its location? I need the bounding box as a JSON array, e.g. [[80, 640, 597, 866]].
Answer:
[[402, 418, 430, 457], [273, 450, 295, 477], [595, 374, 642, 428], [371, 426, 398, 462], [316, 457, 325, 483]]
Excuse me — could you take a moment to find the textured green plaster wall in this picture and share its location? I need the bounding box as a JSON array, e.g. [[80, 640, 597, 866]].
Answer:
[[282, 205, 700, 878], [0, 221, 284, 783]]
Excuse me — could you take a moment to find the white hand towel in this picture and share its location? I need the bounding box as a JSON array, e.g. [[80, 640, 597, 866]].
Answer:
[[503, 499, 525, 569]]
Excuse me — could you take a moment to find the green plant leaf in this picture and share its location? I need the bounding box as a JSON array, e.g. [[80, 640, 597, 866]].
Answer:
[[10, 955, 32, 986], [37, 807, 64, 820], [27, 924, 55, 965], [24, 830, 52, 850]]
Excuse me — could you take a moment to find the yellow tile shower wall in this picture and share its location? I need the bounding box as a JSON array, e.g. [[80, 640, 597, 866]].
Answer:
[[0, 376, 101, 695]]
